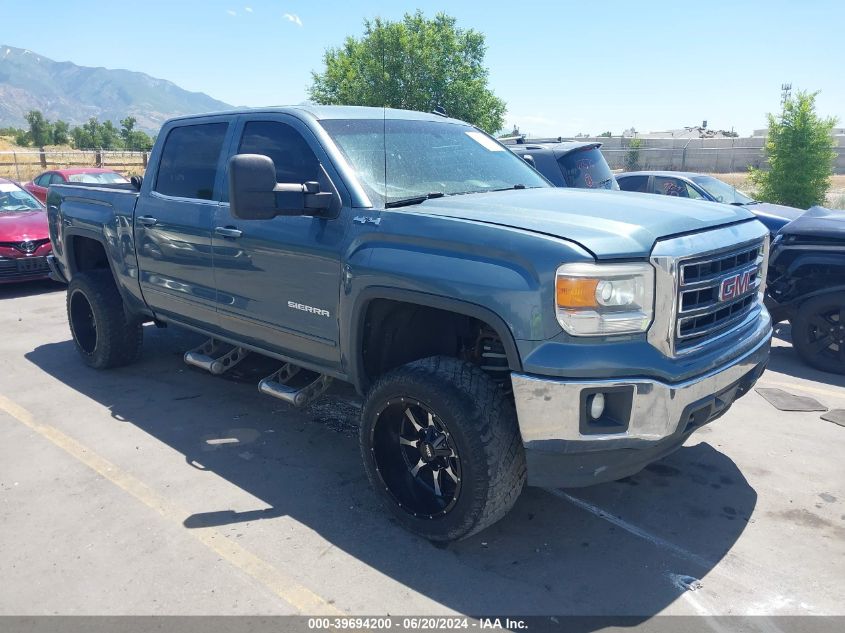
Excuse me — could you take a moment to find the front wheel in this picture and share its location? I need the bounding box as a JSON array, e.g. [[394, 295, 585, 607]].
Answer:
[[67, 270, 143, 369], [791, 292, 845, 375], [360, 357, 525, 541]]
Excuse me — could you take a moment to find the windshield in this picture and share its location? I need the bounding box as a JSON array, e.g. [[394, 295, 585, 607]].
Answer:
[[0, 182, 43, 213], [319, 118, 549, 205], [68, 172, 129, 184], [558, 147, 618, 190], [691, 175, 753, 204]]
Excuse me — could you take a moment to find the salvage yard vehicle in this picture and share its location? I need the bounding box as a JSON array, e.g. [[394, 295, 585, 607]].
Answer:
[[765, 206, 845, 374], [47, 106, 772, 541], [24, 168, 129, 204], [617, 171, 804, 237], [501, 137, 619, 190], [0, 177, 52, 283]]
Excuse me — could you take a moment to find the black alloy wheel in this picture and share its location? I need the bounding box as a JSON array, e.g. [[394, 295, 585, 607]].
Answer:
[[370, 398, 462, 519]]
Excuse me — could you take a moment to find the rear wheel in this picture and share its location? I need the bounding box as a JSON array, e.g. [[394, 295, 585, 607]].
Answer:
[[67, 270, 143, 369], [792, 292, 845, 375], [360, 356, 525, 541]]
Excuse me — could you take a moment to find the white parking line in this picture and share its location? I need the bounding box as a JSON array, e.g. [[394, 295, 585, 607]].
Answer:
[[548, 489, 827, 618], [548, 489, 715, 568]]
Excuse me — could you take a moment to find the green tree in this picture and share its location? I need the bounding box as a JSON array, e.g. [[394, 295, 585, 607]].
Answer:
[[599, 131, 612, 138], [750, 90, 837, 208], [52, 120, 70, 145], [309, 11, 506, 133], [25, 110, 54, 147], [120, 116, 154, 151]]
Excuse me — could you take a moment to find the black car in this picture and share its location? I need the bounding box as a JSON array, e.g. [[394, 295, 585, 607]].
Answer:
[[766, 206, 845, 374], [501, 138, 619, 190], [617, 171, 804, 236]]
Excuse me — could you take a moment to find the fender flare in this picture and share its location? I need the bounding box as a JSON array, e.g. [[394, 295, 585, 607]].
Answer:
[[347, 286, 523, 393]]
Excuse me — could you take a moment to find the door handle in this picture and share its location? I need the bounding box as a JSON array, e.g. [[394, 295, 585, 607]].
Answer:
[[137, 215, 158, 227], [215, 226, 243, 239]]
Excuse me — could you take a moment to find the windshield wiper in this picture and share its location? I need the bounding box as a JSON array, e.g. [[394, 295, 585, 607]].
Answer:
[[384, 192, 445, 208], [730, 200, 760, 206], [489, 184, 527, 192]]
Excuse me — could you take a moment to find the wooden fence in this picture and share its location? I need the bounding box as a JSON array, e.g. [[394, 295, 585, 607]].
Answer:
[[0, 150, 148, 182]]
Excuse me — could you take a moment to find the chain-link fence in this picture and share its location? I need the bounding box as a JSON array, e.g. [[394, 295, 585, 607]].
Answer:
[[0, 149, 148, 182]]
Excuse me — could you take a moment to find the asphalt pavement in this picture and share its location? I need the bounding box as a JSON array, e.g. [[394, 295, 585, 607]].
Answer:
[[1, 280, 843, 620]]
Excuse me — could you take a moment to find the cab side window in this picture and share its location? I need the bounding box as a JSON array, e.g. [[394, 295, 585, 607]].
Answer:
[[237, 121, 320, 185], [654, 176, 700, 198], [155, 122, 228, 200]]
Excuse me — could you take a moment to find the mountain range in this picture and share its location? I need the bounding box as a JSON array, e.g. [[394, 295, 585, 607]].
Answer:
[[0, 45, 232, 133]]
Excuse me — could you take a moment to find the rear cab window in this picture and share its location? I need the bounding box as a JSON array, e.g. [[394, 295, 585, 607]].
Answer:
[[154, 122, 229, 200], [557, 147, 618, 190]]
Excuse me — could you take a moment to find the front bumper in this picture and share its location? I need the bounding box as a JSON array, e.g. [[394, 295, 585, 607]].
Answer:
[[0, 256, 52, 284], [511, 325, 771, 488]]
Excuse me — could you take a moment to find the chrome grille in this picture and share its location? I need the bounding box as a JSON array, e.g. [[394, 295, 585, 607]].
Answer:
[[675, 242, 765, 351]]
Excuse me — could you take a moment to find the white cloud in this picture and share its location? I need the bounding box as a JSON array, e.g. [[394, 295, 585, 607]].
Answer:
[[244, 6, 253, 12], [226, 9, 237, 16], [283, 13, 303, 27]]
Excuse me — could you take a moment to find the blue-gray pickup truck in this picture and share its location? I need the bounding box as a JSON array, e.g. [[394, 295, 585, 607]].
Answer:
[[46, 106, 772, 541]]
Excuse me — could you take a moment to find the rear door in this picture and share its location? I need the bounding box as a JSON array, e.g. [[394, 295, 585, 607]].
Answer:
[[211, 114, 345, 367], [134, 118, 232, 329]]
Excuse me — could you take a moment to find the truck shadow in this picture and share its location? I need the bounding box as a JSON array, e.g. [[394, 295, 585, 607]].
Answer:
[[767, 323, 845, 389], [0, 279, 64, 300], [25, 325, 757, 620]]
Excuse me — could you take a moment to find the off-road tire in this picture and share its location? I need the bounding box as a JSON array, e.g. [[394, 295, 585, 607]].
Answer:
[[67, 270, 143, 369], [791, 292, 845, 375], [360, 356, 526, 541]]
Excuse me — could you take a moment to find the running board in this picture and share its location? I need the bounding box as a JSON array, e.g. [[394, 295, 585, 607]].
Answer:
[[184, 338, 250, 375], [258, 363, 333, 408]]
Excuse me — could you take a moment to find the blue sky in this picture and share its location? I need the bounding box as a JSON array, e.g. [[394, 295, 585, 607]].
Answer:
[[2, 0, 843, 136]]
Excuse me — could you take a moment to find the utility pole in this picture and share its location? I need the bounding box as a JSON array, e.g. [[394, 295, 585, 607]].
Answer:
[[781, 83, 792, 105]]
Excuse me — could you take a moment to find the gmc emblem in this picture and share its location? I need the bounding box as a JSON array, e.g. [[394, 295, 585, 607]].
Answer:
[[719, 270, 753, 302]]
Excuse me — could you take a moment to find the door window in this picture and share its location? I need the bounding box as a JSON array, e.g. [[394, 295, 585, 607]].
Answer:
[[618, 175, 649, 193], [34, 173, 52, 186], [654, 176, 702, 199], [154, 122, 228, 200], [49, 173, 65, 184], [237, 121, 320, 185]]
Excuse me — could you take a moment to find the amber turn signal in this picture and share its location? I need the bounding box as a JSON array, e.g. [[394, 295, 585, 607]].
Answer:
[[556, 277, 599, 308]]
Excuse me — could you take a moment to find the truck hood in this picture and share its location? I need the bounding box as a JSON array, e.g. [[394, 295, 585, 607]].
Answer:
[[410, 188, 754, 258], [0, 210, 49, 241]]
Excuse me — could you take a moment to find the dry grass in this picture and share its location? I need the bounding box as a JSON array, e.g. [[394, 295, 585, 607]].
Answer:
[[710, 172, 845, 208]]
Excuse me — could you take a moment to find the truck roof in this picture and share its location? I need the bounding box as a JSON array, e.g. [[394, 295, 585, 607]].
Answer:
[[164, 105, 468, 126]]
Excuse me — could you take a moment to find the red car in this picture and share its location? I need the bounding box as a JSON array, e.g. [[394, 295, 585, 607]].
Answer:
[[0, 178, 53, 283], [23, 168, 128, 203]]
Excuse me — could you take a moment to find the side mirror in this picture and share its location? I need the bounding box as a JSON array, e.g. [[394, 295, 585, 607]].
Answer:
[[228, 154, 334, 220]]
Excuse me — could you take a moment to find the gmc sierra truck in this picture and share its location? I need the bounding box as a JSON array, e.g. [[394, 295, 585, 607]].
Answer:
[[47, 106, 772, 541]]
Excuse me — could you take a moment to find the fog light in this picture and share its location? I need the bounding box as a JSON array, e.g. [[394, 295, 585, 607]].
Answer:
[[589, 393, 606, 419]]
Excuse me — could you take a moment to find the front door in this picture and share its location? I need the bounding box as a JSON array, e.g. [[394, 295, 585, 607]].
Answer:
[[212, 115, 345, 368], [135, 119, 230, 329]]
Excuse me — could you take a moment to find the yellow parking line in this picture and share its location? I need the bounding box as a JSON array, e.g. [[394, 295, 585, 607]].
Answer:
[[0, 393, 342, 616], [758, 379, 845, 402]]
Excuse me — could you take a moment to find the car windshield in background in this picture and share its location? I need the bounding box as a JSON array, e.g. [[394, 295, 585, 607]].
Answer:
[[691, 175, 753, 204], [319, 118, 549, 206], [0, 182, 43, 212], [558, 148, 618, 190], [68, 172, 129, 184]]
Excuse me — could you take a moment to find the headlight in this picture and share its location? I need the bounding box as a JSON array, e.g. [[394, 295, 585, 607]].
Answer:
[[555, 262, 654, 336]]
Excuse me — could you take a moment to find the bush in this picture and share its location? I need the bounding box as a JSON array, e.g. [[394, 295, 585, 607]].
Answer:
[[750, 90, 837, 209], [624, 138, 642, 171]]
